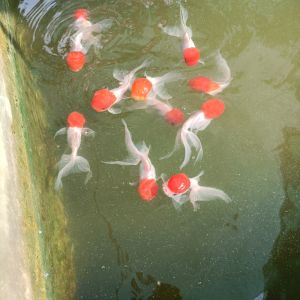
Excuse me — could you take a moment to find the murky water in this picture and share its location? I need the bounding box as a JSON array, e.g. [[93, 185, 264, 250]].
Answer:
[[14, 0, 300, 299]]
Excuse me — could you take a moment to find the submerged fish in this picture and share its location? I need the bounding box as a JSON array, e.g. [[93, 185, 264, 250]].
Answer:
[[162, 172, 231, 211], [159, 4, 201, 66], [54, 112, 95, 190], [129, 95, 185, 126], [91, 60, 149, 114], [161, 98, 225, 169], [103, 120, 158, 201], [66, 8, 112, 72], [131, 71, 181, 101], [189, 51, 232, 95]]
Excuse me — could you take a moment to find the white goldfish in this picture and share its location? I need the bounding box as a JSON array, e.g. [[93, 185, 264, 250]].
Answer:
[[66, 8, 112, 72], [162, 98, 225, 169], [189, 51, 232, 96], [162, 172, 231, 211], [103, 120, 158, 201], [159, 4, 201, 66], [54, 112, 94, 190]]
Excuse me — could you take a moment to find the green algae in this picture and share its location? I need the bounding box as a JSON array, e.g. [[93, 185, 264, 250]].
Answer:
[[0, 2, 75, 300]]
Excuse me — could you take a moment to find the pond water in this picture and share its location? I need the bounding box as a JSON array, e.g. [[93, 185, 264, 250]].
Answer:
[[15, 0, 300, 299]]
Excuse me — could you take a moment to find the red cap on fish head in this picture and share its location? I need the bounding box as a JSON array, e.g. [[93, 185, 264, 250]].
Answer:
[[189, 76, 220, 93], [131, 78, 153, 101], [183, 47, 200, 66], [138, 179, 159, 201], [167, 173, 190, 194], [91, 89, 117, 112], [201, 98, 225, 119], [67, 112, 86, 128], [74, 9, 88, 20], [66, 51, 86, 72], [164, 108, 185, 126]]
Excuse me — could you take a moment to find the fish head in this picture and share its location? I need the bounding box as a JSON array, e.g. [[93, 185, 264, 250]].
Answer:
[[67, 112, 86, 128], [131, 78, 153, 101], [164, 108, 185, 125], [138, 178, 159, 201], [74, 8, 89, 21], [91, 89, 117, 112], [66, 51, 86, 72], [201, 98, 225, 119], [189, 76, 220, 94], [183, 47, 200, 66], [163, 173, 190, 197]]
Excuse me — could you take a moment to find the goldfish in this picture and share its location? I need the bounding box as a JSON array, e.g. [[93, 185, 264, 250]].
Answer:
[[130, 96, 185, 125], [162, 98, 225, 169], [66, 8, 112, 72], [131, 71, 181, 101], [103, 120, 158, 201], [189, 51, 232, 95], [162, 172, 231, 211], [91, 60, 149, 114], [54, 112, 95, 190], [159, 4, 201, 66]]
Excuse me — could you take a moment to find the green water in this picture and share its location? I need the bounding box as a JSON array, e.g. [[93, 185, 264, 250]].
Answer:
[[15, 0, 300, 299]]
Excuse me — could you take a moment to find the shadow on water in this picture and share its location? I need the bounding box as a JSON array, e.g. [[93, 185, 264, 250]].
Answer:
[[92, 192, 182, 300], [263, 127, 300, 300]]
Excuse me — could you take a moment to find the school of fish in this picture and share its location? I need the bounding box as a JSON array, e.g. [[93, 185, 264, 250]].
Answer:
[[55, 4, 232, 211]]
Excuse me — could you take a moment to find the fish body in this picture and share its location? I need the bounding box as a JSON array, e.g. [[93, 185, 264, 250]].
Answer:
[[103, 120, 158, 201], [55, 112, 94, 190], [162, 172, 231, 211]]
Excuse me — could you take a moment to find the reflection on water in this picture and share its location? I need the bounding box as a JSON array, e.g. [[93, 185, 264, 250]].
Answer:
[[263, 128, 300, 300], [13, 0, 300, 299]]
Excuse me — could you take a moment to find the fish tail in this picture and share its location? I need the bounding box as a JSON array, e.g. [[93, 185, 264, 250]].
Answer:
[[180, 129, 193, 169], [126, 59, 151, 86], [180, 4, 188, 30], [189, 179, 232, 211], [215, 50, 231, 84], [55, 154, 91, 190], [160, 129, 181, 160], [148, 71, 182, 100]]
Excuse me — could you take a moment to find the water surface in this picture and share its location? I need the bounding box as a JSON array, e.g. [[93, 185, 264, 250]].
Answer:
[[15, 0, 300, 299]]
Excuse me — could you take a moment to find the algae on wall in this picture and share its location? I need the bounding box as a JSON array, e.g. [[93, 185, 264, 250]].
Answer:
[[0, 1, 75, 299]]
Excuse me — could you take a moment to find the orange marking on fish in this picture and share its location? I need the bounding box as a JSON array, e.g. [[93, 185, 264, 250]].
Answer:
[[67, 112, 86, 128], [189, 76, 220, 94], [74, 8, 88, 20], [167, 173, 190, 194], [66, 51, 86, 72], [201, 98, 225, 119], [131, 78, 153, 101], [138, 178, 159, 201], [91, 89, 117, 112], [164, 108, 185, 126], [183, 47, 200, 66]]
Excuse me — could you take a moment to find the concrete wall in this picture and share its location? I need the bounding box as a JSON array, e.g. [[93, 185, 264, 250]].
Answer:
[[0, 2, 75, 299]]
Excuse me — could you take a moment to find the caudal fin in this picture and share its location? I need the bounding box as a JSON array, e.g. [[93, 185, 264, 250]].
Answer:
[[180, 129, 203, 169], [55, 154, 91, 190], [215, 50, 231, 85], [146, 71, 181, 100], [189, 183, 232, 211], [91, 19, 113, 33]]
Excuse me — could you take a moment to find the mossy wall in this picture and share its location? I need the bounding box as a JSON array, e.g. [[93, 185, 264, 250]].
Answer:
[[0, 2, 75, 299]]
